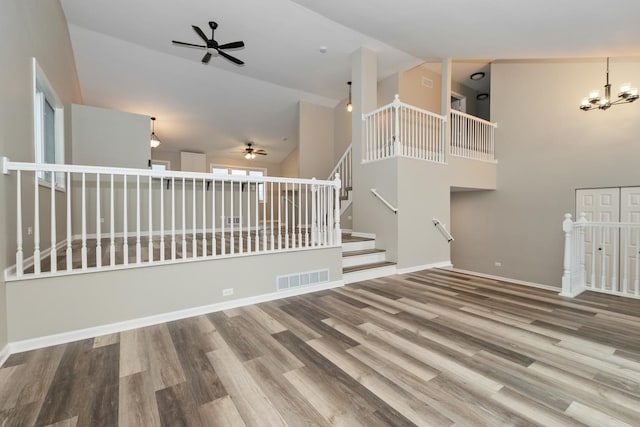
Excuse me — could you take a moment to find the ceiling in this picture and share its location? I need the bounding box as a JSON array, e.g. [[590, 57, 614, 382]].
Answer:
[[60, 0, 640, 164]]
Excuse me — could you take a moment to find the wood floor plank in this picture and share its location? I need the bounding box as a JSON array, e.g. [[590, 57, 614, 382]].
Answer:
[[2, 267, 639, 426], [118, 372, 161, 427]]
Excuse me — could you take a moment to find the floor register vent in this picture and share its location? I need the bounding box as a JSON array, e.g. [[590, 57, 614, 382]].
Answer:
[[277, 269, 329, 291]]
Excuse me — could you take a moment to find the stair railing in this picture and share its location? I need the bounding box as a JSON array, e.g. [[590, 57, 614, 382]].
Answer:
[[2, 157, 342, 279], [328, 144, 352, 200], [370, 188, 397, 214], [432, 218, 454, 243], [450, 110, 497, 162], [362, 95, 446, 164]]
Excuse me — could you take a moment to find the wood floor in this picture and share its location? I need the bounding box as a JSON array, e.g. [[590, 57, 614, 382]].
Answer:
[[2, 269, 640, 426]]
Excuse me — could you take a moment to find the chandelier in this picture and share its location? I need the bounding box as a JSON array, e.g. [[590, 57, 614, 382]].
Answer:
[[580, 58, 638, 111]]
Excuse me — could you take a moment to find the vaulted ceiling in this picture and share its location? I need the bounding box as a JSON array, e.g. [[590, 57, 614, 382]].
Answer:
[[60, 0, 640, 163]]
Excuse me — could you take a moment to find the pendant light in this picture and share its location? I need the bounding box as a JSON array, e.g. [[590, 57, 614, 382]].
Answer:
[[150, 117, 161, 148], [580, 58, 639, 111], [346, 81, 353, 112]]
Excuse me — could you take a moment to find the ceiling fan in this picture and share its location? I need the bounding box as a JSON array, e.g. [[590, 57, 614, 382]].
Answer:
[[172, 21, 245, 65], [243, 143, 267, 159]]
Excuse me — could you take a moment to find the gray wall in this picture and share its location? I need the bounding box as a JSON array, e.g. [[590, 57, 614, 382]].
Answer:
[[0, 0, 82, 353], [7, 247, 342, 341], [451, 58, 640, 287], [72, 104, 150, 169], [298, 101, 334, 179]]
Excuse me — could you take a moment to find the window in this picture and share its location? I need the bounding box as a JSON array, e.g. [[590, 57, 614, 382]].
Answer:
[[211, 164, 267, 201], [33, 58, 64, 189], [151, 159, 170, 172]]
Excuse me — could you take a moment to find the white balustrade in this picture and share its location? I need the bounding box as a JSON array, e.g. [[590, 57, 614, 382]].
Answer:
[[450, 110, 497, 162], [562, 213, 640, 299], [362, 95, 446, 164], [1, 158, 342, 279], [328, 145, 352, 202]]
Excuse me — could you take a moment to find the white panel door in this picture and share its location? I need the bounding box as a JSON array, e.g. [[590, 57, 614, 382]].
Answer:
[[576, 188, 620, 290], [620, 187, 640, 295]]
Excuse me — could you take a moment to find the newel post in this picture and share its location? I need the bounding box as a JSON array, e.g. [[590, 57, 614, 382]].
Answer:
[[334, 173, 342, 245], [393, 94, 401, 155], [560, 213, 574, 297]]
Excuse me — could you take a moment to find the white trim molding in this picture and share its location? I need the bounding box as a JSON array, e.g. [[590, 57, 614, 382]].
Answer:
[[350, 231, 376, 239], [8, 279, 344, 354], [449, 268, 559, 292], [0, 344, 10, 367], [397, 261, 452, 275]]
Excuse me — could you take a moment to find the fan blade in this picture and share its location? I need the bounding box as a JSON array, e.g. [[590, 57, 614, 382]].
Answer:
[[217, 41, 245, 50], [217, 49, 244, 65], [202, 52, 212, 64], [256, 151, 267, 155], [172, 40, 207, 49], [192, 25, 209, 44]]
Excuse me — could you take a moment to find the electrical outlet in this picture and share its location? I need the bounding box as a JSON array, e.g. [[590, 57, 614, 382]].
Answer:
[[494, 261, 502, 267], [100, 217, 105, 223], [222, 288, 234, 297], [27, 226, 33, 236]]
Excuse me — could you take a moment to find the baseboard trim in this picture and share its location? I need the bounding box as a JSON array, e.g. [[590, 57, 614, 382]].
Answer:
[[9, 279, 344, 354], [351, 231, 376, 239], [0, 343, 10, 367], [397, 261, 452, 275], [449, 268, 559, 291]]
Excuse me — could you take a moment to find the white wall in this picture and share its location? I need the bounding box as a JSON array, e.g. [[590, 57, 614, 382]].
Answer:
[[0, 0, 82, 354], [451, 58, 640, 287]]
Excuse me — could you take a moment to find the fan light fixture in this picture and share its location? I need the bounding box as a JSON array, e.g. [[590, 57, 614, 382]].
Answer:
[[346, 81, 353, 112], [150, 117, 161, 148], [244, 152, 256, 160], [580, 57, 638, 111]]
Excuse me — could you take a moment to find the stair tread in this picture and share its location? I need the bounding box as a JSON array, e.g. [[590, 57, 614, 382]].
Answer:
[[343, 261, 396, 274], [342, 249, 386, 257], [342, 234, 375, 243]]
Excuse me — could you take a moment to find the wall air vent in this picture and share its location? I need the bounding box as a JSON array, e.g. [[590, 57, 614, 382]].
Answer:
[[277, 269, 329, 291], [422, 77, 433, 88]]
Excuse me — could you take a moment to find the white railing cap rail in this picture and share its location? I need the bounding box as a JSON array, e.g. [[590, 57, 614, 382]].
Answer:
[[575, 220, 640, 228], [362, 94, 447, 122], [450, 109, 497, 127], [2, 157, 339, 188]]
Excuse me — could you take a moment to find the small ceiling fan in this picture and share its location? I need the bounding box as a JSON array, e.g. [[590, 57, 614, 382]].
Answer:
[[243, 142, 267, 159], [172, 21, 245, 65]]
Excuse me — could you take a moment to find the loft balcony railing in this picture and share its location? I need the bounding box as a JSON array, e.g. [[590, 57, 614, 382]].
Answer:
[[562, 213, 640, 299], [450, 110, 497, 162], [362, 95, 446, 164], [2, 157, 342, 280]]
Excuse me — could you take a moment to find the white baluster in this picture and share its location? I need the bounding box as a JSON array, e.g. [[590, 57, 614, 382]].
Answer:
[[123, 175, 128, 265], [270, 182, 274, 251], [212, 177, 217, 256], [110, 174, 115, 266], [600, 227, 606, 290], [635, 226, 639, 295], [50, 170, 57, 273], [160, 177, 165, 262], [230, 180, 235, 255], [278, 182, 282, 250], [612, 226, 618, 292], [67, 172, 73, 271], [298, 182, 302, 247], [262, 181, 267, 251], [334, 173, 341, 245], [136, 175, 141, 264], [246, 179, 251, 254], [192, 179, 197, 258], [96, 173, 101, 268], [305, 183, 309, 247], [81, 172, 87, 270], [171, 177, 176, 260], [182, 178, 186, 259], [590, 227, 596, 288], [148, 176, 153, 263], [290, 183, 295, 248], [311, 178, 317, 246], [16, 171, 23, 276], [284, 182, 289, 249], [34, 172, 41, 274], [202, 179, 207, 257], [255, 180, 259, 252], [239, 179, 243, 254], [622, 227, 629, 294], [221, 177, 225, 255]]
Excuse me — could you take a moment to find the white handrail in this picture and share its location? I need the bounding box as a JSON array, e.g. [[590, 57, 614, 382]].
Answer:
[[2, 158, 342, 279], [370, 188, 397, 214], [362, 95, 446, 164], [328, 144, 352, 202], [432, 218, 454, 243], [450, 109, 497, 127]]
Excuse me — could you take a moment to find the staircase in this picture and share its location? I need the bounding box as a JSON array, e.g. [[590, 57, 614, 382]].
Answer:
[[341, 233, 396, 284]]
